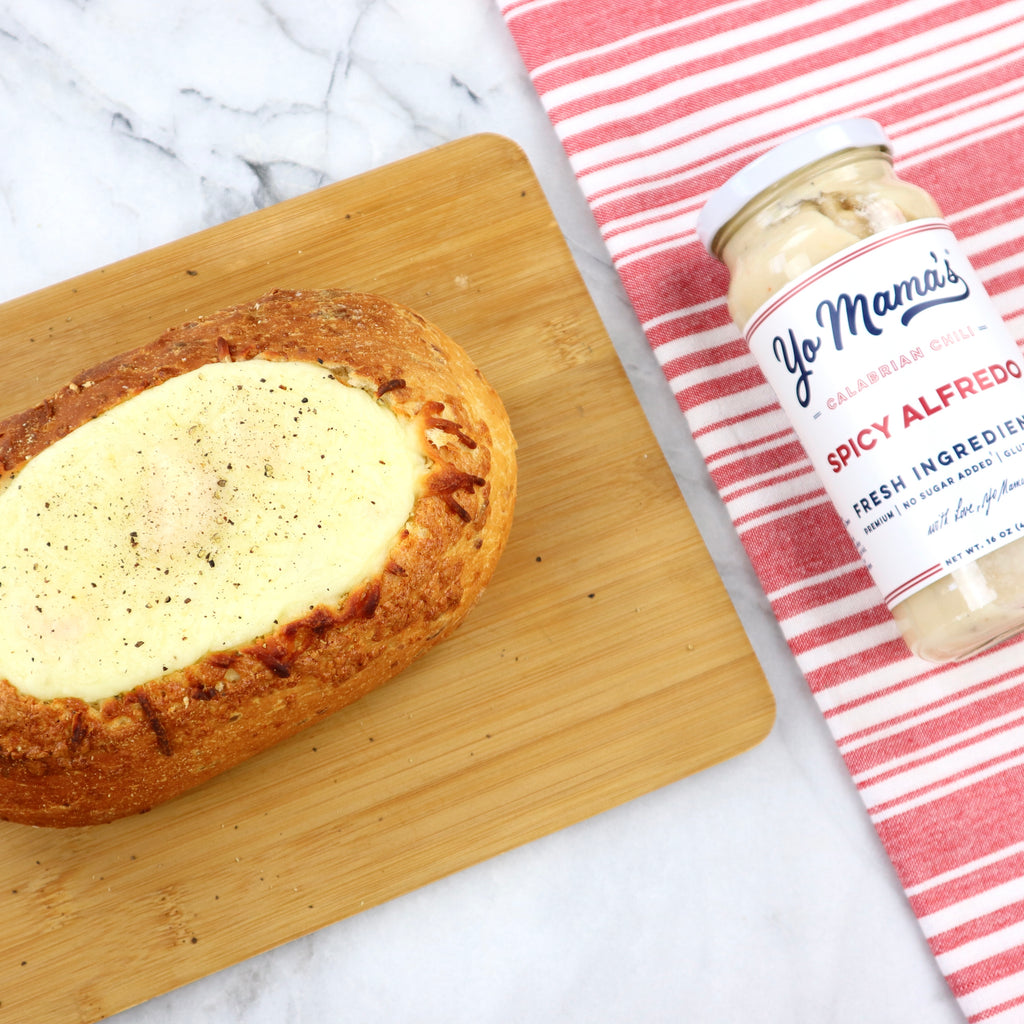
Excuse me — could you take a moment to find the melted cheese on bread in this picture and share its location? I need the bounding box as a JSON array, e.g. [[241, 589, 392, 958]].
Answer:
[[0, 359, 426, 702]]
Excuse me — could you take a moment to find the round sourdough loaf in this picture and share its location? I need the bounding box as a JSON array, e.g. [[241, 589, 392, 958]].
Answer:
[[0, 289, 516, 827]]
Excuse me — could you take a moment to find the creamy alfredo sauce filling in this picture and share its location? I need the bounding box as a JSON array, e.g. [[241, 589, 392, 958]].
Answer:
[[0, 359, 427, 702]]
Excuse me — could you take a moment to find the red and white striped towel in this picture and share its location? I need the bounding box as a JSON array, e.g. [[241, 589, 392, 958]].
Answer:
[[498, 0, 1024, 1018]]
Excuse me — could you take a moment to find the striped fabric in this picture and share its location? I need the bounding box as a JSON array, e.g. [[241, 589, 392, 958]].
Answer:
[[498, 0, 1024, 1019]]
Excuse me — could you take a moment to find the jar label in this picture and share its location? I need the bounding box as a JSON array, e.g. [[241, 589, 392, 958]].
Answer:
[[745, 218, 1024, 607]]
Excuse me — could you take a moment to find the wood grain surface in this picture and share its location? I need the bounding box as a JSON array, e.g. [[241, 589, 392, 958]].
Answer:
[[0, 134, 774, 1024]]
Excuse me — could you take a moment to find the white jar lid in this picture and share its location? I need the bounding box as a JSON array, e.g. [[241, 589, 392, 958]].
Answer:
[[696, 118, 892, 253]]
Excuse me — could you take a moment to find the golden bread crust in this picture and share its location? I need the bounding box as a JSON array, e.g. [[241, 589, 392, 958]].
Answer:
[[0, 289, 516, 827]]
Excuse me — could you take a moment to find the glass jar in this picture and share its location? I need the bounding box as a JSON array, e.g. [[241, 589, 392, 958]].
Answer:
[[697, 118, 1024, 663]]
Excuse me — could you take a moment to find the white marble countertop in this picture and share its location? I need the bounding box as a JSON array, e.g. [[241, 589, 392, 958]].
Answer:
[[0, 1, 967, 1021]]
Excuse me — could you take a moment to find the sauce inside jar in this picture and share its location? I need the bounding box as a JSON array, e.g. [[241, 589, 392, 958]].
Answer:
[[698, 118, 1024, 663]]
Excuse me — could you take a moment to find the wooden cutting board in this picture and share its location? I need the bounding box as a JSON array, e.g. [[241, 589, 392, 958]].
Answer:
[[0, 134, 774, 1024]]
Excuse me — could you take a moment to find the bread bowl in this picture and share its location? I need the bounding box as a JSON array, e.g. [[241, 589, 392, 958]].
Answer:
[[0, 289, 516, 827]]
